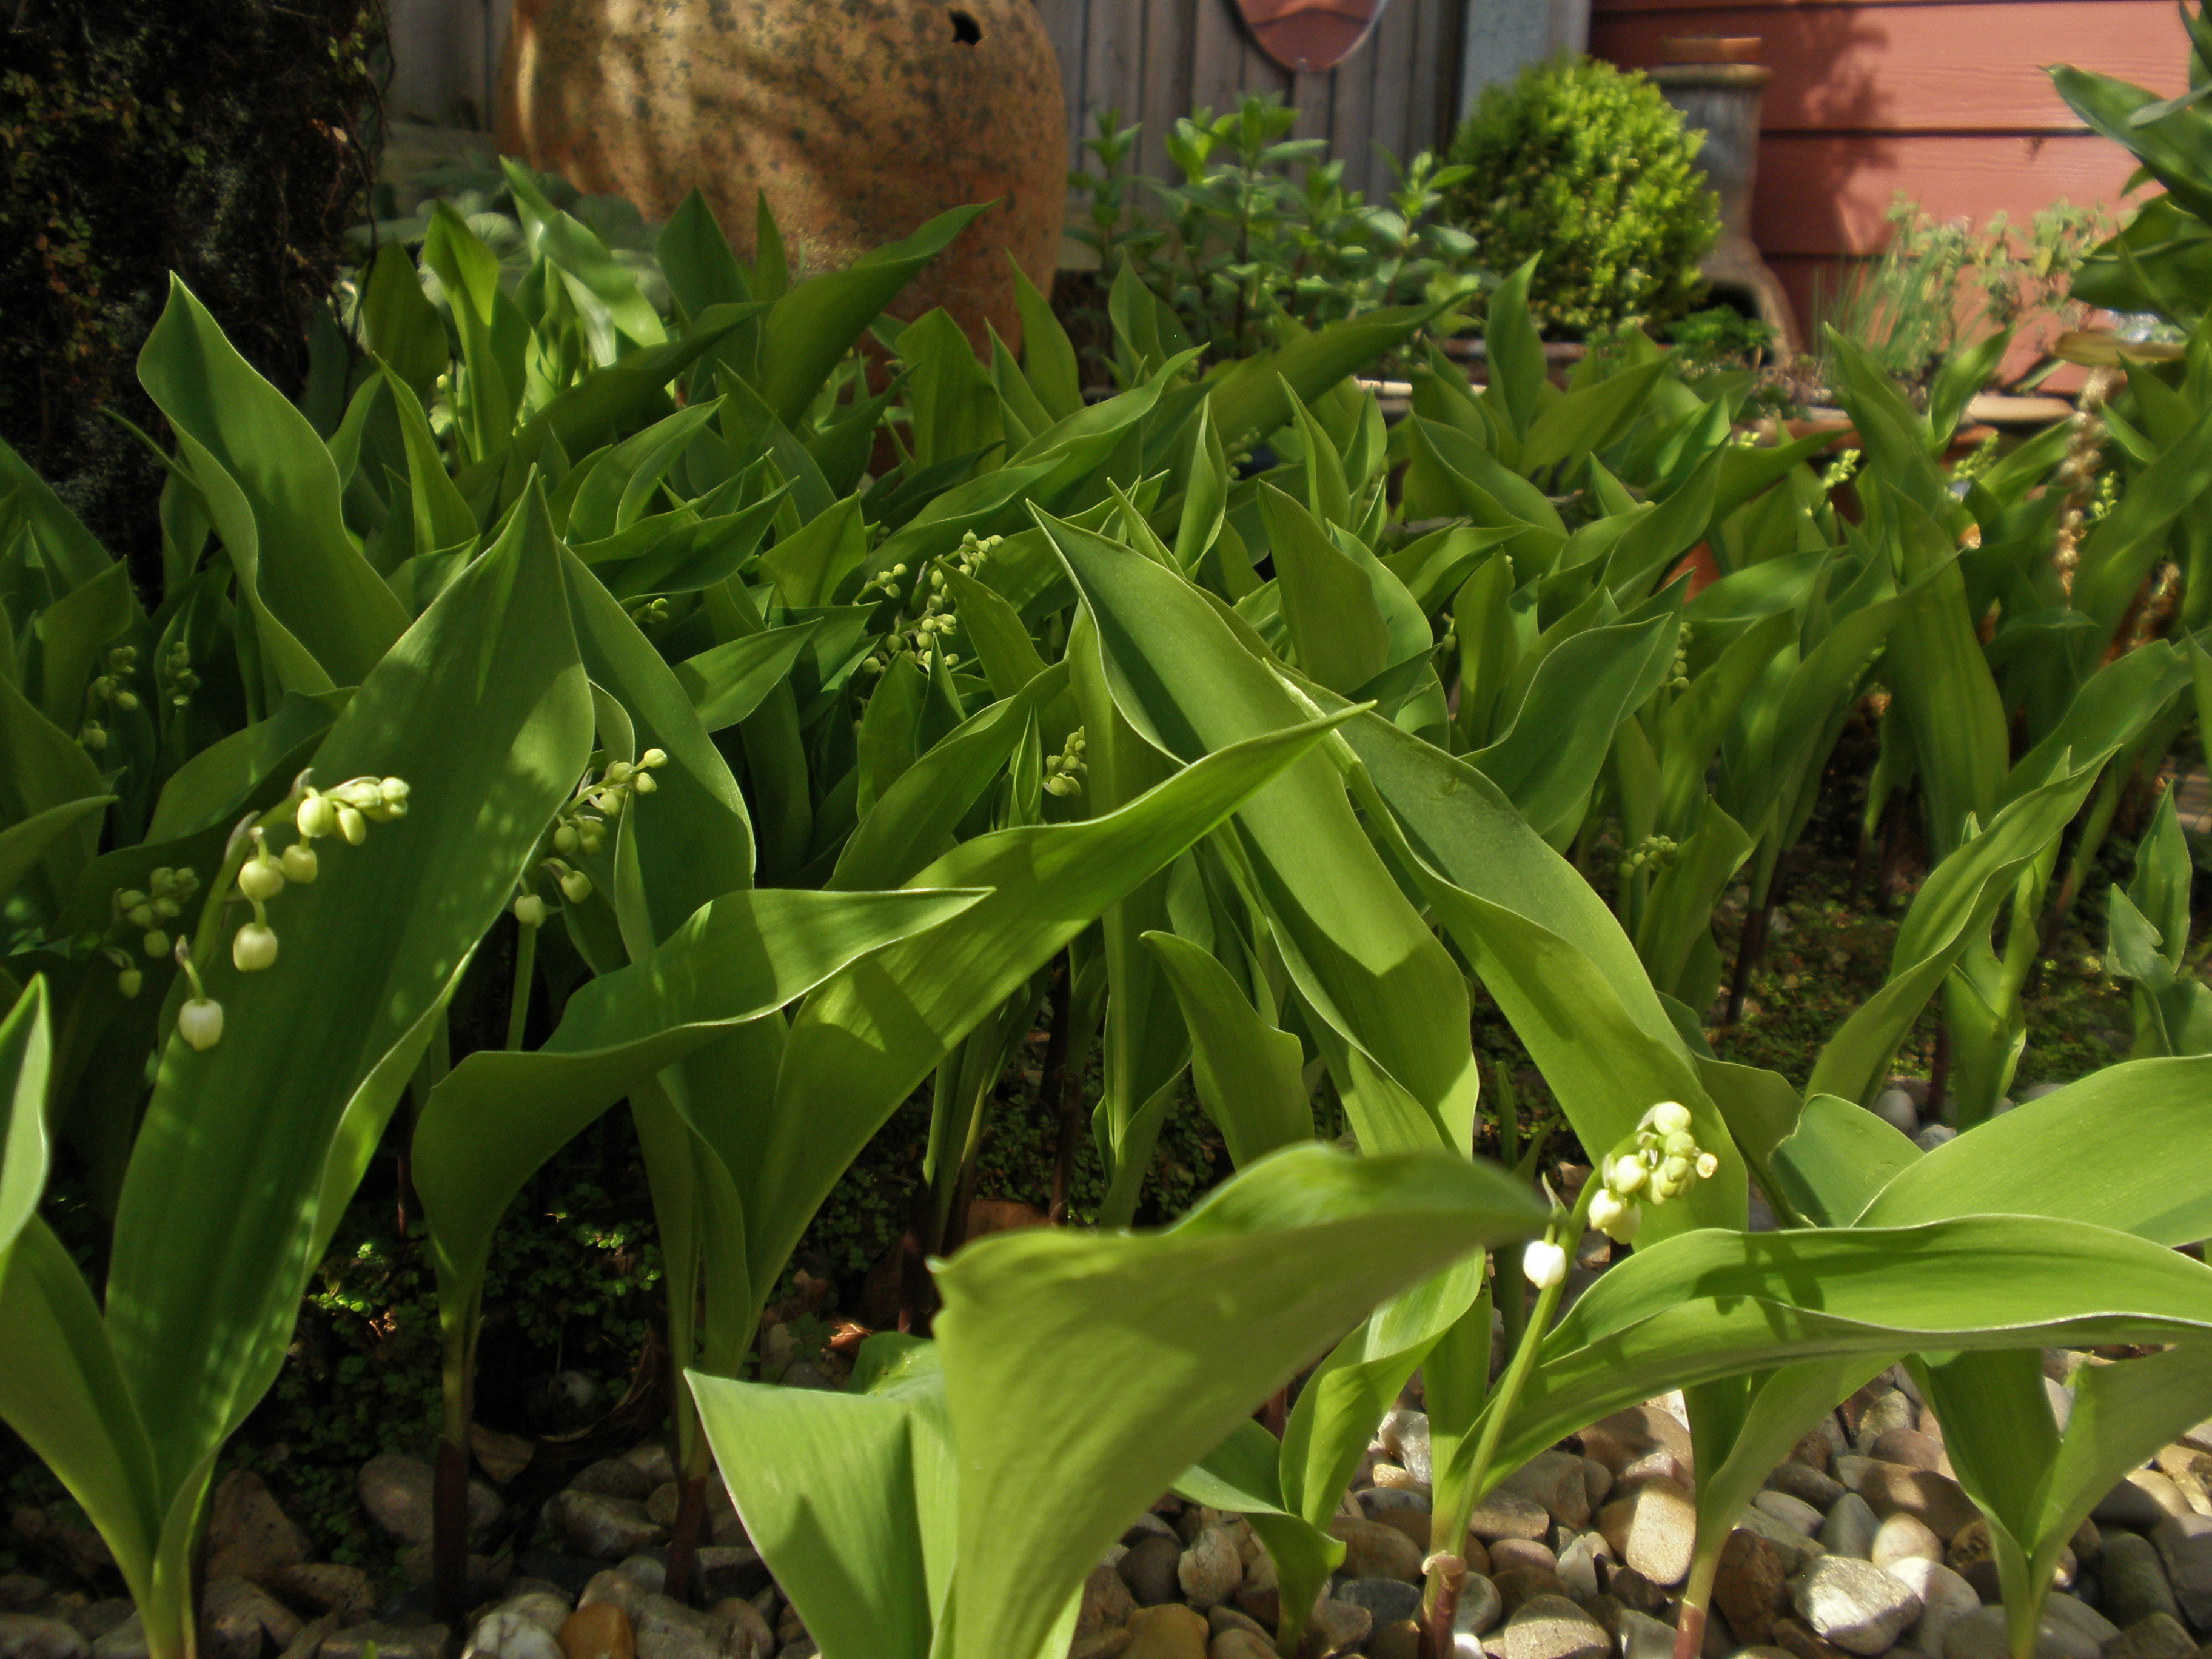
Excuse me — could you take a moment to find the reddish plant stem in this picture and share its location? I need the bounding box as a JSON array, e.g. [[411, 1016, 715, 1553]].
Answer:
[[432, 1435, 470, 1632], [1723, 898, 1770, 1025], [1423, 1553, 1467, 1658], [1671, 1600, 1707, 1659], [663, 1473, 707, 1606]]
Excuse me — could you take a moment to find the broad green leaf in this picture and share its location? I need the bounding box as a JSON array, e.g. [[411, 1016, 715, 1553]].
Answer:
[[1173, 1420, 1344, 1655], [361, 243, 448, 411], [933, 1142, 1547, 1659], [672, 622, 819, 733], [1142, 930, 1310, 1167], [742, 705, 1372, 1326], [1011, 260, 1082, 423], [0, 799, 114, 915], [0, 435, 112, 591], [940, 563, 1049, 698], [138, 279, 409, 690], [692, 1336, 956, 1659], [754, 204, 989, 427], [0, 978, 53, 1265], [1203, 307, 1435, 449], [415, 888, 983, 1319], [103, 481, 594, 1502], [1806, 759, 2104, 1104], [1045, 511, 1481, 1158], [0, 674, 108, 920], [1258, 482, 1391, 692], [1451, 1214, 2212, 1487]]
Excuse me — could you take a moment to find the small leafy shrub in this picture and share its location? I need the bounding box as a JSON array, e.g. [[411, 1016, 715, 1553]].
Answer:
[[1068, 97, 1483, 367], [1444, 56, 1719, 337], [1812, 194, 2113, 397]]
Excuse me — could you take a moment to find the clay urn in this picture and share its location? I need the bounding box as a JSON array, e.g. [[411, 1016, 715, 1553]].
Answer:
[[496, 0, 1066, 354]]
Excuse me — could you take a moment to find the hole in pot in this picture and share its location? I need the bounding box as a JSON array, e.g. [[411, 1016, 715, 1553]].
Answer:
[[949, 8, 981, 43]]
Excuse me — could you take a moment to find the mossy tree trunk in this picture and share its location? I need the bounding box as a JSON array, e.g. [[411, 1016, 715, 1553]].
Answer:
[[0, 0, 382, 594]]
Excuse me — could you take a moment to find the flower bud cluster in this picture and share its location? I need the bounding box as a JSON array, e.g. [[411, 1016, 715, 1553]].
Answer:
[[862, 531, 1001, 677], [80, 646, 141, 751], [163, 640, 201, 708], [517, 750, 668, 924], [1666, 648, 1691, 694], [167, 773, 411, 1051], [107, 867, 203, 995], [1616, 834, 1679, 882], [1042, 727, 1088, 799], [1589, 1100, 1720, 1244]]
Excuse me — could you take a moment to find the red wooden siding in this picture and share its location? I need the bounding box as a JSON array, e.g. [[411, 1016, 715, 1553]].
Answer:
[[1590, 0, 2190, 329]]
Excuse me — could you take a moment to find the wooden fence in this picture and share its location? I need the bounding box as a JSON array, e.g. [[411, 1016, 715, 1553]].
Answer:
[[381, 0, 1590, 205]]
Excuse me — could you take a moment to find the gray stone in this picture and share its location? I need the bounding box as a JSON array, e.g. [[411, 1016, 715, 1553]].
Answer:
[[1770, 1464, 1849, 1513], [0, 1584, 47, 1617], [2095, 1479, 2176, 1532], [201, 1577, 303, 1659], [67, 1607, 130, 1645], [2099, 1532, 2180, 1629], [1855, 1393, 1921, 1452], [274, 1565, 376, 1621], [1755, 1493, 1826, 1536], [1556, 1532, 1613, 1604], [358, 1455, 500, 1548], [692, 1550, 768, 1606], [1381, 1410, 1433, 1485], [632, 1592, 768, 1659], [1914, 1126, 1957, 1152], [2150, 1512, 2212, 1627], [1597, 1479, 1697, 1587], [1942, 1606, 2096, 1659], [1455, 1574, 1504, 1640], [1076, 1563, 1135, 1640], [480, 1596, 570, 1641], [1871, 1513, 1943, 1571], [1791, 1557, 1923, 1655], [548, 1491, 667, 1562], [1339, 1578, 1423, 1626], [1470, 1492, 1556, 1544], [1178, 1527, 1242, 1611], [87, 1620, 144, 1659], [1614, 1609, 1675, 1659], [1119, 1534, 1182, 1606], [1871, 1091, 1920, 1135], [571, 1461, 659, 1503], [614, 1557, 665, 1597], [1740, 1506, 1829, 1573], [0, 1617, 87, 1659], [1503, 1453, 1598, 1530], [1491, 1540, 1558, 1578], [576, 1571, 642, 1617], [2101, 1613, 2199, 1659], [1306, 1598, 1370, 1658], [1820, 1495, 1882, 1561], [1502, 1595, 1610, 1659], [2043, 1595, 2117, 1647], [206, 1472, 313, 1589], [1882, 1559, 1977, 1658], [460, 1613, 561, 1659], [318, 1624, 450, 1659]]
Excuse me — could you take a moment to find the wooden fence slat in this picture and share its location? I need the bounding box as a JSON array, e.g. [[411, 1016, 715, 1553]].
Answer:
[[1085, 0, 1146, 159], [1191, 0, 1252, 118], [1039, 0, 1091, 168], [1139, 0, 1200, 179], [1408, 0, 1461, 159]]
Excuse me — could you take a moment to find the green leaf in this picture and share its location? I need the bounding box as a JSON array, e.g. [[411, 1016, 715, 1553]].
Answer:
[[415, 888, 984, 1329], [932, 1142, 1546, 1659], [1258, 482, 1392, 692], [0, 435, 112, 591], [1011, 260, 1082, 423], [138, 279, 409, 691], [1045, 511, 1482, 1158], [742, 706, 1372, 1333], [672, 622, 819, 733], [104, 480, 593, 1503], [1142, 930, 1311, 1167], [361, 243, 449, 411], [1806, 760, 2104, 1103], [0, 978, 53, 1266], [755, 204, 990, 427], [1173, 1420, 1344, 1654], [691, 1336, 955, 1659], [1204, 306, 1435, 450], [0, 799, 115, 916]]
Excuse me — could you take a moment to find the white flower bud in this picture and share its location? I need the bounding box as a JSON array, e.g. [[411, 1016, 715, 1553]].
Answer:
[[1522, 1240, 1568, 1290], [554, 824, 580, 853], [378, 777, 409, 807], [1649, 1101, 1692, 1136], [280, 842, 318, 883], [179, 997, 224, 1051], [604, 760, 634, 785], [142, 930, 169, 959], [1695, 1151, 1719, 1180], [298, 793, 337, 839], [1661, 1130, 1698, 1159], [127, 903, 155, 929], [233, 922, 278, 971], [114, 690, 141, 712], [238, 857, 285, 902], [118, 967, 142, 999], [632, 771, 657, 793], [1590, 1188, 1632, 1235], [1598, 1197, 1642, 1244], [578, 828, 604, 856], [560, 868, 593, 904], [1609, 1156, 1647, 1195], [640, 748, 667, 768], [337, 806, 366, 845], [514, 893, 547, 927], [1661, 1155, 1693, 1184]]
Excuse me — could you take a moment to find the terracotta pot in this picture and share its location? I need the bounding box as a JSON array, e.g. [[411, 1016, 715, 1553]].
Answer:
[[1238, 0, 1390, 73], [496, 0, 1065, 354]]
